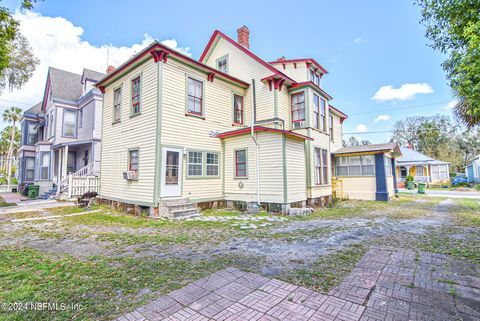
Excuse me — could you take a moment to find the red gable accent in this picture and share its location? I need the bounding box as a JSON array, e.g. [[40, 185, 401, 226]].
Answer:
[[96, 41, 249, 88], [270, 58, 328, 75], [217, 126, 313, 141], [329, 105, 348, 123], [199, 30, 296, 84]]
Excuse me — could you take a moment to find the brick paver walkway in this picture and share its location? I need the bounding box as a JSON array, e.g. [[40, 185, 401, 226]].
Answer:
[[115, 247, 480, 321]]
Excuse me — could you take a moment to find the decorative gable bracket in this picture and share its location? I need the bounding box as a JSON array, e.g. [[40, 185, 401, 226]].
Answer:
[[207, 72, 216, 82], [151, 49, 170, 63]]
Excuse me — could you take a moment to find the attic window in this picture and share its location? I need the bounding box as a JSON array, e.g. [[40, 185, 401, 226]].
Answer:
[[310, 69, 320, 86], [216, 55, 228, 73]]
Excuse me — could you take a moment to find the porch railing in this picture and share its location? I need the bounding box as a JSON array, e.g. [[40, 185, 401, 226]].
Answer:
[[66, 176, 100, 198], [58, 162, 96, 194]]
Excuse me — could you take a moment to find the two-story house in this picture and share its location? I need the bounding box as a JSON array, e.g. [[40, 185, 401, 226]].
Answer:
[[18, 67, 104, 196], [96, 26, 348, 216]]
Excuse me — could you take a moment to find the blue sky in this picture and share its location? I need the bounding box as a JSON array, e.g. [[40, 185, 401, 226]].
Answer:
[[2, 0, 455, 142]]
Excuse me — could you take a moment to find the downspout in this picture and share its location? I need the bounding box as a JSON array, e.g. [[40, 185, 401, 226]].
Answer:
[[250, 79, 260, 205]]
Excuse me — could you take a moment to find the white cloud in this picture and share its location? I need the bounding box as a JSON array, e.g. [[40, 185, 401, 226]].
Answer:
[[372, 83, 433, 102], [353, 37, 367, 44], [374, 114, 391, 122], [0, 11, 191, 114], [444, 99, 458, 110], [355, 124, 368, 132]]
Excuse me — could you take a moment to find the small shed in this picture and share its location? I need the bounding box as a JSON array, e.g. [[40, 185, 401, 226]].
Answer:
[[465, 154, 480, 183], [332, 143, 402, 201]]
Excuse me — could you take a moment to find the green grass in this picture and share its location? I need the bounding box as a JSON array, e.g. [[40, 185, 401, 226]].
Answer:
[[450, 199, 480, 227], [278, 244, 367, 293], [0, 246, 261, 321]]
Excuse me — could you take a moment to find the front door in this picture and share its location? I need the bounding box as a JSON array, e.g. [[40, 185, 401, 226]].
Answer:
[[160, 147, 183, 197]]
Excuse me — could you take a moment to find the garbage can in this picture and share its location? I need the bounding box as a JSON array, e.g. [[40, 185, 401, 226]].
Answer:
[[28, 185, 40, 199], [406, 181, 415, 190], [418, 182, 426, 194]]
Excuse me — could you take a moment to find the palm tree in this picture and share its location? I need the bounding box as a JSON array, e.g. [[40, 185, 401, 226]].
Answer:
[[2, 107, 22, 185]]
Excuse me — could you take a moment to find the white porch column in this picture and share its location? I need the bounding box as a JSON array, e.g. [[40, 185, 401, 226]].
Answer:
[[62, 145, 68, 178]]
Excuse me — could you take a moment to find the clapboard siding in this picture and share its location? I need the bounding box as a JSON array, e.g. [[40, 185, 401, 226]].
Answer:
[[257, 133, 284, 203], [286, 137, 307, 203], [99, 59, 158, 206]]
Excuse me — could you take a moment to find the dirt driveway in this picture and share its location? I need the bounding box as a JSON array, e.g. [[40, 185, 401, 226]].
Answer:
[[0, 195, 478, 320]]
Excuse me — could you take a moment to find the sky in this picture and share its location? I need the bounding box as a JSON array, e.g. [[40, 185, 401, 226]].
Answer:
[[0, 0, 456, 143]]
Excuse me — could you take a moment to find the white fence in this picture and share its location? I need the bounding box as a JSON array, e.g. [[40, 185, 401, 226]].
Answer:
[[67, 176, 100, 198], [0, 184, 17, 193]]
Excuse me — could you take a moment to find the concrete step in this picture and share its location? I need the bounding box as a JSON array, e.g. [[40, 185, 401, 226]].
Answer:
[[171, 208, 199, 218], [160, 198, 189, 206], [166, 203, 196, 212]]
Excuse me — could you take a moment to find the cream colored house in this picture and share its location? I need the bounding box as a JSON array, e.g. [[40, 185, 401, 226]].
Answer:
[[96, 26, 348, 216]]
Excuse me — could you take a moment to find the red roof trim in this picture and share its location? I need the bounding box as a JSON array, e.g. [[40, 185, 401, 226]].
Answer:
[[96, 42, 249, 88], [217, 126, 313, 141], [329, 105, 348, 120], [270, 58, 328, 74], [199, 30, 296, 83], [289, 81, 333, 100]]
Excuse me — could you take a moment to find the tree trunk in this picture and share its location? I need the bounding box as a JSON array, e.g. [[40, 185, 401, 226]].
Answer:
[[6, 121, 15, 186]]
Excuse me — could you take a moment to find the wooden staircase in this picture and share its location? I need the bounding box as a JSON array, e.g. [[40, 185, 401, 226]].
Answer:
[[158, 198, 200, 219]]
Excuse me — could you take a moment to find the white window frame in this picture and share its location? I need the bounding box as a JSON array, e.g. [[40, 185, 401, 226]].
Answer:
[[113, 87, 122, 122], [62, 109, 77, 138], [216, 55, 228, 73], [187, 151, 203, 176], [206, 152, 219, 177], [335, 155, 375, 177]]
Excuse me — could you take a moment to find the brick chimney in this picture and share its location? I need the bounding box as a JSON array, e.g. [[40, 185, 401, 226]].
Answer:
[[237, 25, 250, 49], [106, 65, 115, 74]]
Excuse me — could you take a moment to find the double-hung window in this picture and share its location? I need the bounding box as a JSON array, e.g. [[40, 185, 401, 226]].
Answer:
[[310, 69, 320, 86], [315, 148, 322, 184], [114, 87, 121, 122], [233, 94, 244, 124], [187, 77, 203, 116], [27, 123, 37, 145], [216, 55, 228, 73], [63, 109, 76, 137], [315, 148, 328, 185], [188, 151, 203, 176], [385, 157, 392, 176], [313, 94, 320, 129], [320, 98, 326, 131], [291, 92, 305, 124], [131, 77, 141, 115], [40, 152, 50, 180], [206, 153, 219, 176], [25, 157, 35, 180], [129, 150, 139, 172], [329, 115, 334, 141], [235, 149, 247, 178]]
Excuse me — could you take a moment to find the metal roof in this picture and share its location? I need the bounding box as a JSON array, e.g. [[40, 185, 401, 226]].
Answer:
[[333, 142, 400, 155], [396, 147, 449, 165]]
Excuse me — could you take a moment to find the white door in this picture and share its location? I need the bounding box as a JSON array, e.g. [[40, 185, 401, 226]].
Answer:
[[160, 147, 183, 197]]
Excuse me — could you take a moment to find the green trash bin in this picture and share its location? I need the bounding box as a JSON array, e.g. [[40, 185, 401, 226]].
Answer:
[[418, 182, 426, 194], [406, 181, 415, 190], [28, 185, 40, 199]]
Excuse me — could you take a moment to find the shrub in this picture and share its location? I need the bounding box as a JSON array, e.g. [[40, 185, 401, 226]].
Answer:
[[475, 184, 480, 191], [406, 175, 414, 182]]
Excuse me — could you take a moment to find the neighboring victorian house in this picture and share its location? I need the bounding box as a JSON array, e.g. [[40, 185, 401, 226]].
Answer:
[[95, 26, 348, 216], [395, 146, 450, 186], [18, 67, 104, 196]]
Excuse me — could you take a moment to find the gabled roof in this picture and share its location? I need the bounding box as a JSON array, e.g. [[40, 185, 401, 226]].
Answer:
[[96, 41, 249, 89], [82, 68, 105, 82], [334, 143, 401, 157], [397, 147, 450, 165], [24, 102, 42, 115], [199, 30, 296, 84], [269, 58, 328, 75], [217, 126, 313, 141], [49, 67, 83, 101]]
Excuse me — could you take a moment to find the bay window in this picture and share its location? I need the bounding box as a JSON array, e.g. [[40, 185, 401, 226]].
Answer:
[[329, 115, 334, 141], [62, 109, 76, 137], [40, 152, 50, 180], [27, 122, 38, 145], [25, 157, 35, 180], [313, 94, 320, 129], [320, 98, 326, 131]]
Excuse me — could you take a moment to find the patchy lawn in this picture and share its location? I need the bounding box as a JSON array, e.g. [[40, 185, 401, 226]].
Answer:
[[0, 194, 478, 320]]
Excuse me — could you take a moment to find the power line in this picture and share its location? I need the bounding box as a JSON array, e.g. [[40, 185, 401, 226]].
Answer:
[[0, 98, 36, 106], [348, 100, 452, 116], [343, 130, 395, 135]]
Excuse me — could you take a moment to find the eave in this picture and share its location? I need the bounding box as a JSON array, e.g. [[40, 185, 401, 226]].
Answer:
[[289, 81, 333, 100], [329, 105, 348, 123], [217, 126, 313, 141], [270, 58, 328, 75], [96, 41, 250, 90]]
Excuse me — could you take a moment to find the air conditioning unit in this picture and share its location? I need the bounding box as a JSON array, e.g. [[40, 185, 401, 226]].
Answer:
[[123, 171, 138, 180], [293, 121, 305, 129]]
